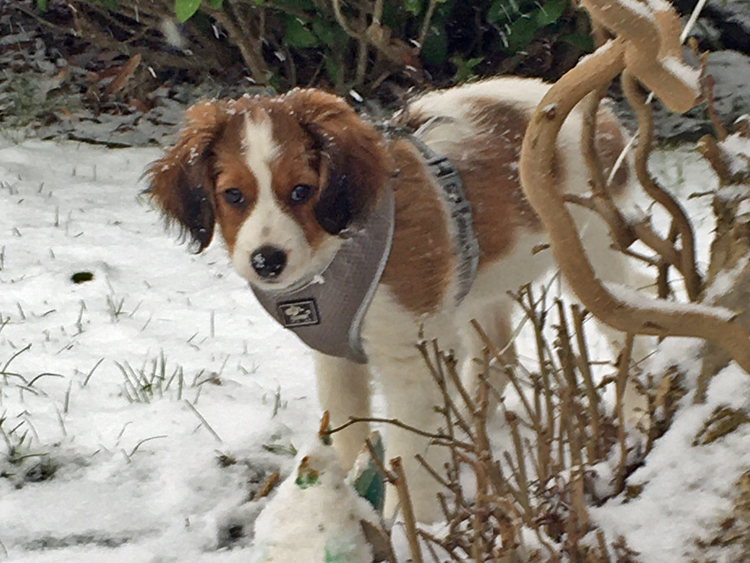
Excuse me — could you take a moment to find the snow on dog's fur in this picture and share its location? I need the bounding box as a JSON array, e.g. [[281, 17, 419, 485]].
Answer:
[[147, 77, 638, 523]]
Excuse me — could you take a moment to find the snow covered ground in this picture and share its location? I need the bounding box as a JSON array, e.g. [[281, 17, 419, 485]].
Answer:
[[1, 137, 749, 562]]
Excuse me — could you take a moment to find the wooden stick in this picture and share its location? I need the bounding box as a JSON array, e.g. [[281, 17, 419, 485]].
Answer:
[[391, 457, 424, 563]]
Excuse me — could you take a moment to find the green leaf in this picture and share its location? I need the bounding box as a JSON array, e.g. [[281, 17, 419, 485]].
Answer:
[[323, 55, 340, 85], [312, 20, 335, 48], [36, 0, 47, 10], [206, 0, 224, 8], [560, 33, 594, 52], [405, 0, 422, 16], [421, 25, 448, 66], [175, 0, 201, 22], [348, 432, 386, 513], [450, 56, 483, 83], [535, 0, 568, 27], [284, 17, 319, 49], [71, 272, 94, 284], [488, 0, 520, 25], [505, 13, 538, 52]]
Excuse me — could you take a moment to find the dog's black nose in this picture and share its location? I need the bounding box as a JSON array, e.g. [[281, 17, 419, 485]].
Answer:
[[251, 245, 287, 279]]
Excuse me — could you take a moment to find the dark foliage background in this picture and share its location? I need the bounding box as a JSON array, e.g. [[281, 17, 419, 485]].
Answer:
[[3, 0, 750, 145]]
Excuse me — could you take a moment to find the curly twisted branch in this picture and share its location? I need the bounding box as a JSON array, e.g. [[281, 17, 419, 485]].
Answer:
[[519, 1, 750, 373], [620, 69, 703, 300]]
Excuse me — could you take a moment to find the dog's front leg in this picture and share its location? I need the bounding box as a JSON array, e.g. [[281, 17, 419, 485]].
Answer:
[[374, 353, 446, 524], [314, 352, 372, 471]]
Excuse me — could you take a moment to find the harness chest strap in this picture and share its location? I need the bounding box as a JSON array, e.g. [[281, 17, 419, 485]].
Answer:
[[400, 131, 479, 303], [251, 129, 479, 364], [252, 187, 395, 364]]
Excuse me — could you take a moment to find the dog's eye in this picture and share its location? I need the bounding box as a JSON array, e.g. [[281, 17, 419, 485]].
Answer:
[[289, 184, 314, 206], [223, 188, 245, 206]]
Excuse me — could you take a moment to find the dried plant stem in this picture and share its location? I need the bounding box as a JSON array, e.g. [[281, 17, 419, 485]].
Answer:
[[418, 528, 463, 563], [366, 437, 395, 484], [417, 0, 439, 47], [418, 342, 475, 439], [391, 457, 424, 563], [254, 472, 280, 500], [697, 134, 740, 186], [657, 223, 679, 300], [504, 412, 533, 521], [328, 417, 471, 450], [580, 87, 637, 252], [331, 0, 364, 39], [701, 59, 728, 141], [562, 387, 589, 539], [572, 305, 603, 459], [208, 6, 267, 84], [615, 334, 635, 494], [470, 320, 540, 432], [472, 355, 491, 561]]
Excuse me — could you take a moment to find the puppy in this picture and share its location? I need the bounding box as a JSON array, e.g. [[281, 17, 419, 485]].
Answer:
[[147, 77, 639, 523]]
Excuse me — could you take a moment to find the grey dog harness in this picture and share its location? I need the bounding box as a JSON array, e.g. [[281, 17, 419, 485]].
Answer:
[[252, 128, 479, 364]]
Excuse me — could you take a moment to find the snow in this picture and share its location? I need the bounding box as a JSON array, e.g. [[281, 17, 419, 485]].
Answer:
[[661, 57, 702, 97], [1, 136, 750, 562], [646, 0, 673, 13], [618, 0, 655, 21], [720, 131, 750, 177], [252, 440, 378, 563], [592, 364, 750, 562], [0, 139, 317, 561], [605, 282, 736, 321]]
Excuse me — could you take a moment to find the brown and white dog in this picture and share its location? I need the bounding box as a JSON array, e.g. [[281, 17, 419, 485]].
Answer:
[[147, 77, 639, 522]]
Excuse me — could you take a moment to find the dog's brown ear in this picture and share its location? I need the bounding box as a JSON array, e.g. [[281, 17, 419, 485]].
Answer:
[[146, 101, 227, 251], [288, 90, 391, 235]]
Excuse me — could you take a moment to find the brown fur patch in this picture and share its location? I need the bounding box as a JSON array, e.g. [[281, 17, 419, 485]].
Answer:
[[146, 100, 231, 250], [379, 139, 454, 315], [268, 134, 326, 253], [211, 115, 259, 254], [457, 99, 546, 269]]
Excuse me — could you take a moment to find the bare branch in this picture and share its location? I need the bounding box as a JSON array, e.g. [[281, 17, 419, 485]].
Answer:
[[391, 457, 424, 563], [621, 70, 703, 300], [519, 22, 750, 373]]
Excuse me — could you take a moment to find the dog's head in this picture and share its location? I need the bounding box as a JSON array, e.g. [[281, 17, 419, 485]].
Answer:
[[146, 89, 391, 289]]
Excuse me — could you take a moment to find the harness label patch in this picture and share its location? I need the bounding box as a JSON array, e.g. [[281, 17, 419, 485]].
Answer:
[[278, 299, 320, 327]]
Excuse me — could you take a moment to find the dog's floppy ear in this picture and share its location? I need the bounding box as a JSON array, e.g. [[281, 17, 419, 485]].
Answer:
[[288, 90, 391, 235], [146, 101, 227, 251]]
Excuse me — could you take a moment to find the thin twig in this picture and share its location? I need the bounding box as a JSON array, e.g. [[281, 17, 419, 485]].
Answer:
[[328, 416, 473, 451], [614, 334, 635, 494], [417, 0, 438, 47], [391, 457, 424, 563]]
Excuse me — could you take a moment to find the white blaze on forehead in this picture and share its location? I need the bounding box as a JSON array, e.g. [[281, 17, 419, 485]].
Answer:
[[232, 112, 315, 287], [243, 114, 278, 195]]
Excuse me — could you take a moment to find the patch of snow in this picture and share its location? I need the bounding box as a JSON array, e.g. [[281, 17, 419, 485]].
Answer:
[[0, 136, 747, 562], [252, 439, 378, 563], [703, 256, 750, 303], [606, 282, 736, 321], [619, 0, 655, 21], [720, 132, 750, 177], [646, 0, 673, 13], [661, 57, 702, 98], [592, 364, 750, 561]]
